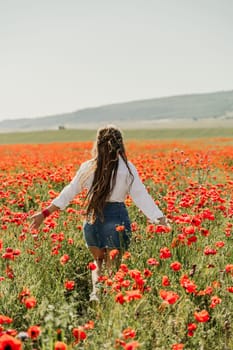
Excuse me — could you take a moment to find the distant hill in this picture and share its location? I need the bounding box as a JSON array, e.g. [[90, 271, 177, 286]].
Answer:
[[1, 90, 233, 132]]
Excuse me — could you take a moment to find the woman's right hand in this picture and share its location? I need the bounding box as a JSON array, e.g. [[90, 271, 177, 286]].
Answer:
[[30, 212, 44, 230], [157, 216, 170, 227]]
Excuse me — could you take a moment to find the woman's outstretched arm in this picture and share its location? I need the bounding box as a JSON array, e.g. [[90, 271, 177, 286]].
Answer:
[[30, 203, 60, 230]]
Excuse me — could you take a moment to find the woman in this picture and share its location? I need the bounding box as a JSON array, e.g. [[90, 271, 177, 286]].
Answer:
[[31, 125, 168, 301]]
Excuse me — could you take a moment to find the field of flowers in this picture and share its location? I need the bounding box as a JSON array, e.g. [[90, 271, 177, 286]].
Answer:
[[0, 138, 233, 350]]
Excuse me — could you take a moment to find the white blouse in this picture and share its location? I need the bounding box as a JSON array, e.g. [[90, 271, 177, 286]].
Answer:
[[52, 156, 164, 222]]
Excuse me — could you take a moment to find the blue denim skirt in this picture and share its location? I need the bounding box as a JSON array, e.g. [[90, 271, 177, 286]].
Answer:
[[83, 202, 131, 250]]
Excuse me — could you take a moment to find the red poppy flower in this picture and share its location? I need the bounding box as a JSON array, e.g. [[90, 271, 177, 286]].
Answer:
[[109, 249, 120, 260], [225, 264, 233, 273], [116, 225, 125, 232], [159, 290, 179, 304], [215, 241, 225, 248], [54, 341, 67, 350], [171, 344, 184, 350], [182, 226, 195, 235], [210, 295, 221, 308], [115, 292, 126, 304], [122, 327, 136, 340], [72, 327, 87, 343], [204, 247, 217, 255], [60, 254, 70, 265], [162, 275, 170, 286], [0, 315, 13, 325], [0, 334, 22, 350], [23, 296, 37, 309], [143, 268, 152, 278], [27, 325, 41, 339], [125, 290, 142, 302], [83, 320, 94, 330], [88, 262, 97, 270], [194, 310, 210, 323], [64, 280, 75, 290], [122, 251, 131, 260], [131, 222, 138, 231], [160, 247, 172, 259], [170, 261, 182, 271], [147, 258, 159, 266], [123, 340, 140, 350]]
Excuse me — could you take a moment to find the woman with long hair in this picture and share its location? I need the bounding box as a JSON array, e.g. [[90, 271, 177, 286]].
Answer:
[[31, 125, 168, 302]]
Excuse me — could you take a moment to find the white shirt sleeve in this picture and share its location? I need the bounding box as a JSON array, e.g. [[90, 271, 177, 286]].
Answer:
[[52, 161, 90, 210], [128, 161, 164, 222]]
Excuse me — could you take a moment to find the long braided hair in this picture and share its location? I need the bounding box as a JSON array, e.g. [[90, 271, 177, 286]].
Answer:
[[86, 125, 134, 222]]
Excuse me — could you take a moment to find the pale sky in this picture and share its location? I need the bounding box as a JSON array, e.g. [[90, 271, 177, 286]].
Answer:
[[0, 0, 233, 121]]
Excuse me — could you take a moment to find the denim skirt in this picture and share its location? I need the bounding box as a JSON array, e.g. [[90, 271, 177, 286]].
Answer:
[[83, 202, 131, 250]]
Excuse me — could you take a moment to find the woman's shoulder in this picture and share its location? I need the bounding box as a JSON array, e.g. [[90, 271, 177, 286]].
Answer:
[[79, 158, 95, 171], [118, 156, 136, 172]]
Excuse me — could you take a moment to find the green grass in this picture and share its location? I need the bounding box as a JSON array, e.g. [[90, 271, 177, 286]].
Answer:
[[0, 127, 233, 144]]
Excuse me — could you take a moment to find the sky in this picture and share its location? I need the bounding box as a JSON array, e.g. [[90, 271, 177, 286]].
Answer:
[[0, 0, 233, 121]]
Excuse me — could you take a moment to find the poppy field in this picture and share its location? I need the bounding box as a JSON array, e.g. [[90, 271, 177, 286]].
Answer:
[[0, 138, 233, 349]]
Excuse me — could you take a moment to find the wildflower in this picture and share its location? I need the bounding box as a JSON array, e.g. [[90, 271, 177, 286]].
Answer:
[[54, 341, 67, 350], [115, 338, 126, 348], [0, 334, 22, 350], [215, 241, 225, 248], [162, 275, 170, 286], [155, 225, 171, 233], [204, 247, 217, 255], [121, 280, 131, 288], [109, 249, 120, 260], [200, 228, 209, 236], [187, 323, 197, 337], [194, 310, 210, 323], [225, 264, 233, 273], [160, 247, 171, 259], [67, 238, 74, 245], [187, 236, 197, 245], [83, 320, 94, 330], [0, 315, 13, 324], [115, 292, 126, 304], [119, 264, 129, 273], [131, 222, 138, 231], [88, 262, 97, 270], [210, 295, 221, 308], [227, 287, 233, 293], [170, 261, 182, 271], [197, 286, 213, 296], [27, 325, 41, 339], [143, 268, 152, 278], [123, 340, 140, 350], [116, 225, 125, 232], [180, 275, 197, 294], [125, 290, 142, 302], [18, 288, 30, 302], [147, 258, 159, 266], [171, 344, 184, 350], [202, 209, 215, 221], [182, 226, 195, 235], [64, 280, 75, 290], [122, 327, 136, 340], [23, 296, 37, 309], [72, 327, 87, 343], [159, 290, 179, 304], [60, 254, 70, 265], [122, 251, 131, 260]]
